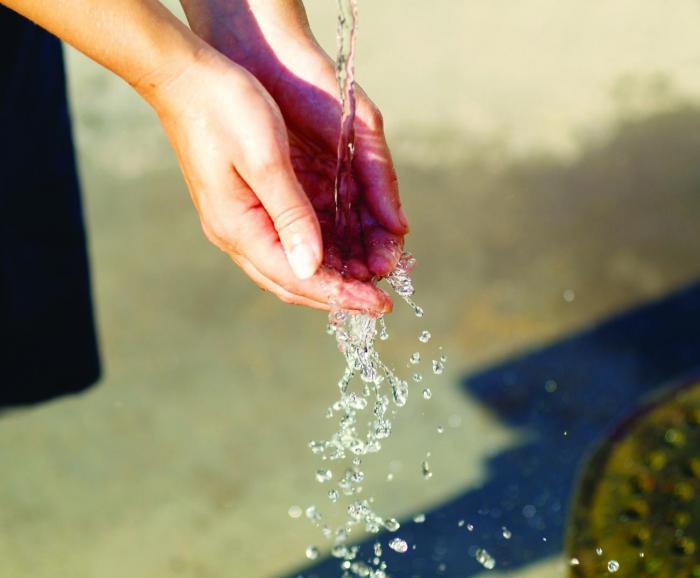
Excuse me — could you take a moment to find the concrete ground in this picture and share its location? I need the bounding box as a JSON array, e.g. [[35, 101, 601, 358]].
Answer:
[[1, 2, 700, 577]]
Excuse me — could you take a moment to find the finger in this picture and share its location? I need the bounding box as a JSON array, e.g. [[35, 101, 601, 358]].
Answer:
[[361, 206, 404, 277], [344, 205, 371, 281], [234, 254, 331, 311], [353, 95, 409, 236], [234, 113, 323, 281], [236, 207, 391, 313]]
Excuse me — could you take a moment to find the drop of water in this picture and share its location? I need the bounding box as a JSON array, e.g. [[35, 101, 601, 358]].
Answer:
[[328, 489, 340, 502], [432, 360, 444, 375], [437, 425, 444, 434], [448, 414, 462, 428], [608, 560, 620, 573], [413, 514, 426, 523], [418, 330, 432, 343], [288, 505, 302, 519], [384, 518, 400, 532], [596, 547, 604, 556], [412, 372, 423, 383], [475, 548, 496, 570], [458, 520, 465, 527], [502, 526, 512, 540], [414, 305, 424, 318], [305, 505, 322, 525], [378, 317, 389, 341], [409, 352, 421, 365], [306, 545, 320, 560], [388, 538, 408, 553], [570, 558, 580, 566], [421, 460, 433, 479], [316, 469, 333, 483], [422, 388, 432, 400], [467, 523, 474, 532], [374, 542, 382, 557]]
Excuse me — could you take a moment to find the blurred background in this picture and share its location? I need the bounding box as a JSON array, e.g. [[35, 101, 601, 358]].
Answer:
[[2, 1, 700, 577]]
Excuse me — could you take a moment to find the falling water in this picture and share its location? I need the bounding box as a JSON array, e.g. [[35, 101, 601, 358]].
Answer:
[[298, 3, 451, 577], [334, 0, 359, 249]]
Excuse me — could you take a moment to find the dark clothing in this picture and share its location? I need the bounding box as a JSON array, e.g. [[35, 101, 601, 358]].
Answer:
[[0, 7, 100, 406]]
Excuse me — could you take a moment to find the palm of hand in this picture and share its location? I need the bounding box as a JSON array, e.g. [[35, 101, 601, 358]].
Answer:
[[269, 54, 407, 282]]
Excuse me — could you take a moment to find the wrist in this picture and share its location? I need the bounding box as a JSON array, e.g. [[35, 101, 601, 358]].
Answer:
[[180, 0, 321, 80], [131, 36, 215, 112]]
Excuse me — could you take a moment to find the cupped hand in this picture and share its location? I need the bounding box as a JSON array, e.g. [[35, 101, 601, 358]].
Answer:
[[147, 49, 392, 313], [180, 0, 409, 289]]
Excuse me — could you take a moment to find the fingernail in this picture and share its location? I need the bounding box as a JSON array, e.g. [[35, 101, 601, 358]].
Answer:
[[288, 243, 319, 280]]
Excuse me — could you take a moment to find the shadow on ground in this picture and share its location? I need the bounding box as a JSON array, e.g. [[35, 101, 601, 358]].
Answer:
[[287, 103, 700, 578], [290, 283, 700, 578]]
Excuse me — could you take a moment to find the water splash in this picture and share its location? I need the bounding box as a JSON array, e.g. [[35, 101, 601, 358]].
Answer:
[[299, 3, 440, 576], [475, 548, 496, 570]]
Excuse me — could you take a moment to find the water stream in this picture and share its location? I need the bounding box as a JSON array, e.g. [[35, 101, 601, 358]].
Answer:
[[297, 3, 440, 576]]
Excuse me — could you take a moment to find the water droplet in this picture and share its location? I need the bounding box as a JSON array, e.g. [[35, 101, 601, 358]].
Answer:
[[421, 460, 433, 479], [436, 425, 444, 434], [412, 372, 423, 383], [475, 548, 496, 570], [409, 352, 421, 365], [392, 380, 409, 407], [466, 523, 474, 532], [570, 558, 580, 566], [419, 330, 432, 343], [423, 388, 432, 400], [502, 526, 512, 540], [388, 538, 408, 553], [288, 505, 302, 518], [544, 379, 558, 393], [384, 518, 400, 532], [563, 289, 576, 302], [608, 560, 620, 573], [374, 542, 382, 557], [328, 489, 340, 502], [432, 360, 444, 375], [305, 505, 322, 523], [448, 414, 462, 428], [378, 317, 389, 341], [596, 547, 604, 556], [386, 473, 394, 482], [414, 305, 424, 318], [306, 545, 319, 560], [315, 469, 333, 483], [413, 513, 426, 523], [458, 519, 465, 527]]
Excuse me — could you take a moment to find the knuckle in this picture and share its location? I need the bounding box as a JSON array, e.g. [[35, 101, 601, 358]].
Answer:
[[203, 219, 241, 254], [249, 150, 285, 178], [272, 204, 313, 235]]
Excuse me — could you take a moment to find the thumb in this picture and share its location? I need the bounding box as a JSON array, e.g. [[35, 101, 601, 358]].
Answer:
[[239, 152, 323, 280]]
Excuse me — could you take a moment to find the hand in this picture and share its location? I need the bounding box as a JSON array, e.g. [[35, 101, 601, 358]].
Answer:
[[147, 48, 392, 313], [180, 0, 409, 284]]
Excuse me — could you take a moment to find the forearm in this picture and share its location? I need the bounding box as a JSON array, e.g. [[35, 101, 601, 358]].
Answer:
[[2, 0, 209, 104]]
